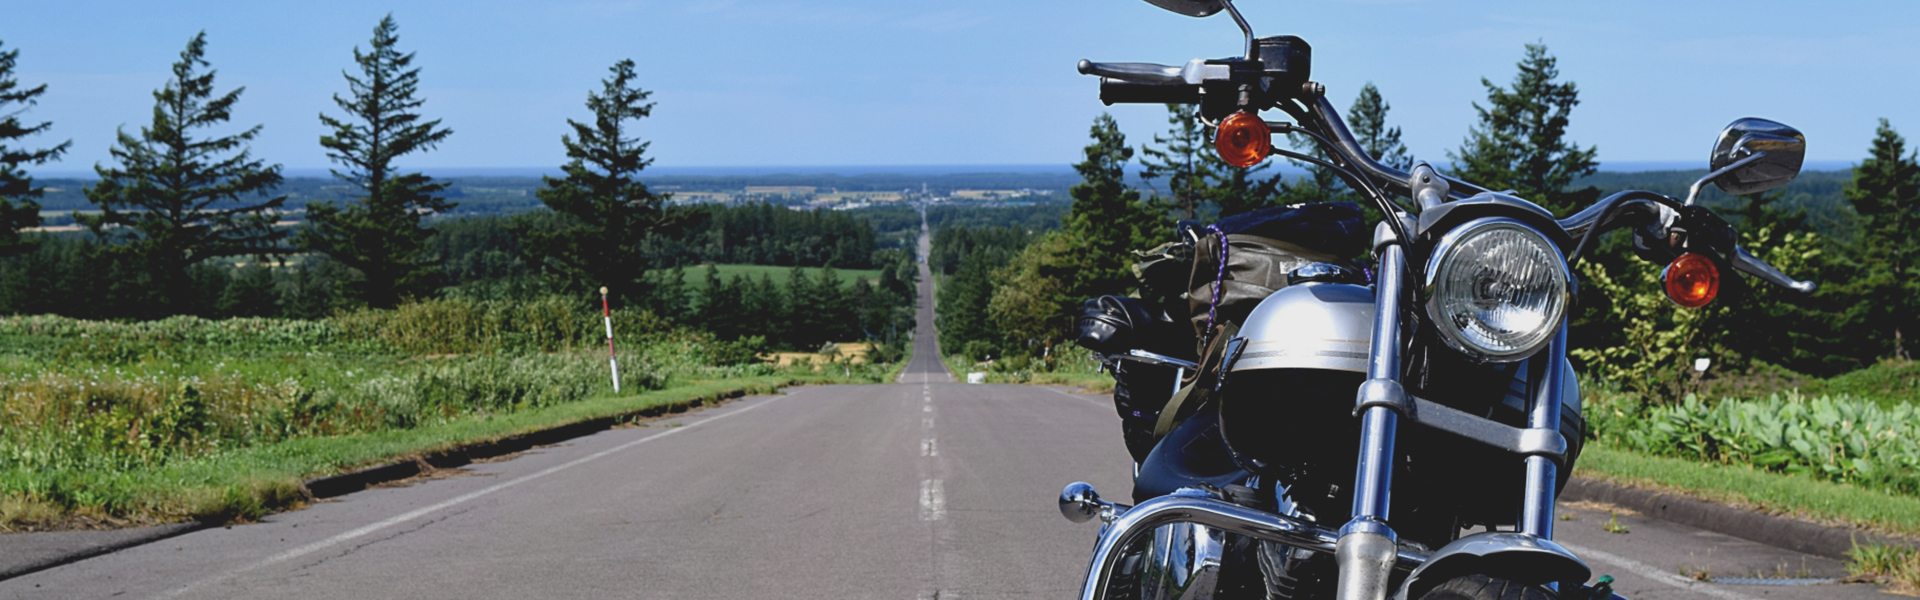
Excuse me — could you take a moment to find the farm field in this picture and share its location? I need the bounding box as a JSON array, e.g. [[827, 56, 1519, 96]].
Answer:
[[675, 264, 884, 291]]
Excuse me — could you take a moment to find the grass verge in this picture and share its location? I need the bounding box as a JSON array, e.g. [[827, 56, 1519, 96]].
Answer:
[[0, 374, 856, 532], [1848, 541, 1920, 594], [1576, 444, 1920, 539], [939, 353, 1113, 392]]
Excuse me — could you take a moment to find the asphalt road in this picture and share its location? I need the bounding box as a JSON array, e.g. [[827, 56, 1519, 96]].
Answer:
[[0, 229, 1888, 599]]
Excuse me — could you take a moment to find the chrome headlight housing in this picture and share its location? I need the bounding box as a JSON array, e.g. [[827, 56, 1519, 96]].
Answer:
[[1423, 217, 1571, 362]]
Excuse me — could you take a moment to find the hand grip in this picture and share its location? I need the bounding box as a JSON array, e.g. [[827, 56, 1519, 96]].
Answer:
[[1098, 78, 1201, 105]]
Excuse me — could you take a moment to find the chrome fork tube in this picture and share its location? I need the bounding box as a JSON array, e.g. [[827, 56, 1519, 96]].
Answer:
[[1520, 324, 1570, 539], [1337, 240, 1408, 600]]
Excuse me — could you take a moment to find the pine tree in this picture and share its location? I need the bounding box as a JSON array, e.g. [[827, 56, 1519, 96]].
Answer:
[[1063, 114, 1165, 299], [1139, 104, 1217, 220], [1447, 42, 1599, 217], [521, 58, 673, 304], [0, 41, 69, 258], [1840, 119, 1920, 360], [81, 32, 287, 317], [1277, 83, 1413, 206], [1350, 82, 1411, 171], [298, 15, 454, 309]]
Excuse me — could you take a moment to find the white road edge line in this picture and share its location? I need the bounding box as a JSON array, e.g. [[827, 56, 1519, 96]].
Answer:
[[1557, 542, 1768, 600], [153, 388, 806, 600]]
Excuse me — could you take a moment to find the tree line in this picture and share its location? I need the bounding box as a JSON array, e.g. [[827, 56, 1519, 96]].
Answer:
[[0, 18, 916, 344], [933, 42, 1920, 397]]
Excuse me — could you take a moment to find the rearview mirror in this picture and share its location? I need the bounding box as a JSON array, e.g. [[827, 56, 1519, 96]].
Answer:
[[1708, 118, 1805, 196], [1142, 0, 1225, 17]]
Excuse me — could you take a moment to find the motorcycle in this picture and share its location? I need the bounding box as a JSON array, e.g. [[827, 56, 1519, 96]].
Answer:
[[1058, 2, 1818, 600]]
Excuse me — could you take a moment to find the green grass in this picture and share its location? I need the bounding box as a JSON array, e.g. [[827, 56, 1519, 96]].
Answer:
[[1576, 444, 1920, 538], [678, 264, 884, 291], [940, 352, 1113, 391]]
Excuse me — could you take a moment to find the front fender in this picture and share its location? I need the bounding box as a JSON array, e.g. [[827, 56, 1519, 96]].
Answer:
[[1394, 532, 1590, 600]]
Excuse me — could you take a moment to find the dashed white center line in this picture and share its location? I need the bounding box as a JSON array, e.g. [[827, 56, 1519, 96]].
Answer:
[[923, 405, 932, 412], [919, 478, 946, 521], [921, 438, 938, 457]]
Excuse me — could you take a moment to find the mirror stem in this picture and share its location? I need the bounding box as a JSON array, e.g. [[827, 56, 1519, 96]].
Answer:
[[1684, 151, 1765, 205], [1221, 0, 1258, 61]]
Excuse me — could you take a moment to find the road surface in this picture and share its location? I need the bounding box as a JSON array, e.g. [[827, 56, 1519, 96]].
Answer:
[[0, 230, 1882, 599]]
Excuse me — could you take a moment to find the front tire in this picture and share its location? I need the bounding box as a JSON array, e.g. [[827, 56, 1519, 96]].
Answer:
[[1417, 574, 1558, 600]]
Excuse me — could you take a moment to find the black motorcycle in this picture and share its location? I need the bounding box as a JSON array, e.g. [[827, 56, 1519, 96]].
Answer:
[[1059, 2, 1817, 600]]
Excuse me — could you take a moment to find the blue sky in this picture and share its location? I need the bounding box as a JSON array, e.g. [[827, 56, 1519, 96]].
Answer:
[[6, 0, 1916, 174]]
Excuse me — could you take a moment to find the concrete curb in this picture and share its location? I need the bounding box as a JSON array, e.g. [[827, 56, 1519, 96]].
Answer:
[[0, 385, 764, 583], [1561, 476, 1915, 560]]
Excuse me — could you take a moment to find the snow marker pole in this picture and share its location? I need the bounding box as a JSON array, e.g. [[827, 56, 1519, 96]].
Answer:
[[602, 286, 620, 393]]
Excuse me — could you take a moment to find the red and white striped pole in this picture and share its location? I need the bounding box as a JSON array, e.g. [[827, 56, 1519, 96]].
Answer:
[[601, 286, 620, 393]]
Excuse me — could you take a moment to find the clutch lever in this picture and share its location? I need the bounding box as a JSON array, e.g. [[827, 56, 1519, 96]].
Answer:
[[1077, 58, 1230, 85]]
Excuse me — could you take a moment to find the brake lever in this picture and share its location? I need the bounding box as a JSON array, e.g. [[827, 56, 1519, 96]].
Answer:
[[1731, 246, 1817, 295]]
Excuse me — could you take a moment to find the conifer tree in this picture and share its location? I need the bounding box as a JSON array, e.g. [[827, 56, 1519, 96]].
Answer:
[[0, 41, 69, 258], [81, 32, 287, 317], [298, 15, 454, 309], [521, 58, 671, 305], [1139, 104, 1217, 220], [1448, 43, 1599, 217], [1840, 119, 1920, 360], [1063, 114, 1165, 299], [1350, 82, 1412, 171]]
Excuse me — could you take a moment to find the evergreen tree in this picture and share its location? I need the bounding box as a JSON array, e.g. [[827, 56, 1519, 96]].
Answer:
[[0, 41, 69, 258], [1139, 104, 1217, 220], [1447, 42, 1599, 217], [81, 32, 287, 318], [1063, 114, 1165, 299], [298, 15, 454, 309], [1839, 119, 1920, 360], [1349, 82, 1411, 171], [216, 265, 279, 318], [521, 58, 672, 303]]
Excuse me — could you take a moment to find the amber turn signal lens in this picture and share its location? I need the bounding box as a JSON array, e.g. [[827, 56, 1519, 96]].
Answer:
[[1663, 253, 1720, 308], [1215, 112, 1271, 168]]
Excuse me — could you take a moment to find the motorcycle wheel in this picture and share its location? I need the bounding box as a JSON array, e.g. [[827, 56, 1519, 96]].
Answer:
[[1417, 574, 1558, 600]]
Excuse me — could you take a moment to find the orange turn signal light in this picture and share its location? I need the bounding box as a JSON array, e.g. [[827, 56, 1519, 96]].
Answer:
[[1215, 112, 1271, 168], [1663, 253, 1720, 308]]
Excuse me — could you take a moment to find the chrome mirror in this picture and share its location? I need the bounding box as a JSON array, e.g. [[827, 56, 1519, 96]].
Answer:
[[1708, 118, 1805, 196], [1142, 0, 1226, 17]]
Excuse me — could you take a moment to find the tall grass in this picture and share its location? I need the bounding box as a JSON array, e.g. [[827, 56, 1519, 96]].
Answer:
[[1589, 390, 1920, 496]]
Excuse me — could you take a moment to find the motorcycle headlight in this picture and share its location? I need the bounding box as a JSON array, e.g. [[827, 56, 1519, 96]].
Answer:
[[1423, 217, 1570, 362]]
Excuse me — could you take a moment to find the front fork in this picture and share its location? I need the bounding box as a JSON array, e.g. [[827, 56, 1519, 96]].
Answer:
[[1339, 228, 1569, 600]]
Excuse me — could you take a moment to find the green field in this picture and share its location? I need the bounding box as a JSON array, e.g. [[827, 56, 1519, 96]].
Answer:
[[676, 264, 884, 291]]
